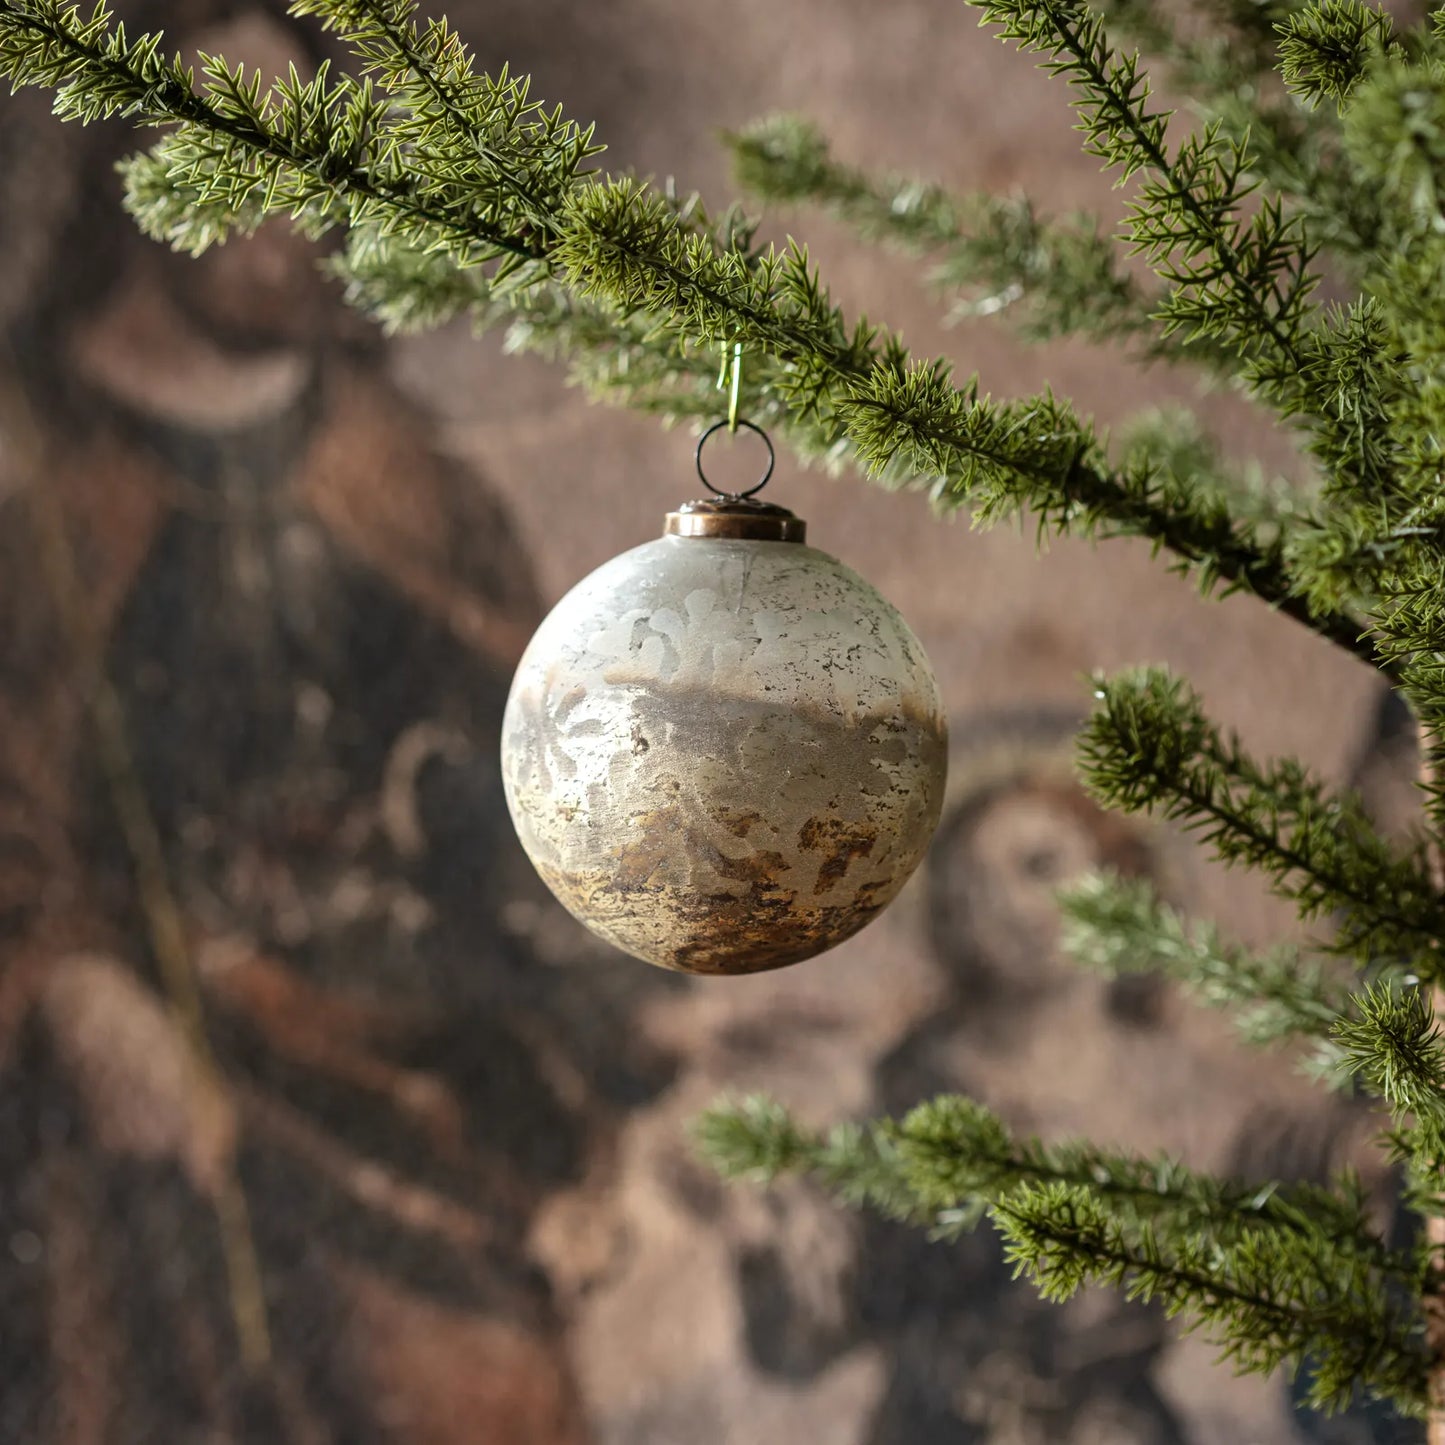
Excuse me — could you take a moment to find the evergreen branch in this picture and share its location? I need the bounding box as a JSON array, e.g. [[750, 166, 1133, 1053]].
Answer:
[[1078, 668, 1445, 963], [1330, 56, 1445, 553], [329, 203, 1396, 681], [558, 180, 1381, 666], [1222, 93, 1385, 258], [728, 114, 1217, 364], [0, 0, 1394, 674], [1095, 0, 1386, 261], [698, 1095, 923, 1221], [1057, 870, 1351, 1073], [974, 0, 1418, 519], [1279, 55, 1445, 797], [1278, 0, 1397, 111], [291, 0, 601, 241], [1336, 982, 1445, 1203], [1294, 299, 1403, 511], [1094, 0, 1281, 88], [701, 1093, 1425, 1407], [1117, 407, 1320, 542], [1338, 985, 1445, 1131], [0, 0, 552, 264], [973, 0, 1318, 390], [331, 218, 819, 442], [995, 1183, 1427, 1414], [697, 1093, 1406, 1268], [976, 0, 1412, 510], [1375, 572, 1445, 841]]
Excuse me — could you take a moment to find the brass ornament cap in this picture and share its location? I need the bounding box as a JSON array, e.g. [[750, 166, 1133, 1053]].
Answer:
[[500, 522, 948, 976], [665, 498, 806, 543]]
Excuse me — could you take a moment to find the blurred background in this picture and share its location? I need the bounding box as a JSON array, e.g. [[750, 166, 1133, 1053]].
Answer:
[[0, 0, 1422, 1441]]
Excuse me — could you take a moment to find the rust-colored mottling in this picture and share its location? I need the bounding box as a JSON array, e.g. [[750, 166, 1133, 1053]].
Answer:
[[613, 807, 796, 894], [534, 861, 888, 977], [798, 817, 878, 895], [610, 807, 685, 891], [708, 847, 792, 887], [716, 808, 764, 838]]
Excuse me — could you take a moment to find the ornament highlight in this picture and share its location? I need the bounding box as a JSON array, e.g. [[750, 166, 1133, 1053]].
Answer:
[[501, 424, 947, 975]]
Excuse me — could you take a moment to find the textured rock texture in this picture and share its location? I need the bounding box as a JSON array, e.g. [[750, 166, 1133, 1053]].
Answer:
[[502, 537, 947, 972]]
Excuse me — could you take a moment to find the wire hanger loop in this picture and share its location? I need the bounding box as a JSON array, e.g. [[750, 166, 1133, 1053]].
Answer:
[[695, 418, 775, 499]]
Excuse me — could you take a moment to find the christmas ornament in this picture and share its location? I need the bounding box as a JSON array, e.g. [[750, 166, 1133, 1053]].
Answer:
[[501, 417, 948, 975]]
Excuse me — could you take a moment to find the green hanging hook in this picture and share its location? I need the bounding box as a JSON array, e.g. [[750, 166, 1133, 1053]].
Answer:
[[717, 339, 743, 433]]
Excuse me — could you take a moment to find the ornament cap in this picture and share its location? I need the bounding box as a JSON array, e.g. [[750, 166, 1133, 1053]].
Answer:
[[664, 497, 807, 543]]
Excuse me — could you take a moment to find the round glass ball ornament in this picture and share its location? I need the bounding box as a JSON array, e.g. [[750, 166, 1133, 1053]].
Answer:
[[501, 476, 948, 976]]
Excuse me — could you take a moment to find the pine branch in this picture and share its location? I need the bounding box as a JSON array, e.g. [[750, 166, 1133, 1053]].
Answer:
[[558, 180, 1382, 665], [1278, 0, 1397, 111], [698, 1093, 1404, 1265], [973, 0, 1420, 520], [727, 114, 1221, 364], [1094, 0, 1288, 88], [973, 0, 1319, 395], [1326, 53, 1445, 602], [995, 1183, 1427, 1414], [1336, 982, 1445, 1206], [1117, 407, 1320, 542], [1057, 870, 1351, 1074], [1079, 668, 1445, 964], [334, 190, 1386, 673], [1375, 588, 1445, 846], [0, 0, 1395, 674], [1103, 0, 1322, 86], [1283, 50, 1445, 799], [0, 0, 560, 266], [699, 1095, 1425, 1410], [1095, 0, 1387, 260], [292, 0, 600, 247]]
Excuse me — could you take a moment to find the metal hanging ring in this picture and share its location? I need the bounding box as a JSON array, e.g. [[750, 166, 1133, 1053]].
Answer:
[[695, 418, 775, 500]]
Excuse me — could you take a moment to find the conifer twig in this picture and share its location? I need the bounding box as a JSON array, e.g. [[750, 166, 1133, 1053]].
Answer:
[[699, 1094, 1427, 1412], [698, 1093, 1407, 1267], [0, 0, 1395, 679], [1410, 730, 1445, 1438], [994, 1183, 1426, 1413], [727, 115, 1209, 362], [1057, 870, 1351, 1076], [1079, 668, 1445, 965]]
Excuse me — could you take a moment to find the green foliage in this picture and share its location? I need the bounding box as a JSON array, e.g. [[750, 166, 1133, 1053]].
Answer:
[[1057, 870, 1351, 1073], [995, 1183, 1425, 1413], [8, 0, 1445, 1418], [700, 1094, 1427, 1412], [1277, 0, 1396, 110], [1079, 668, 1445, 965], [1116, 407, 1316, 541], [1092, 0, 1387, 259], [1328, 50, 1445, 664], [728, 114, 1183, 359], [1336, 983, 1445, 1206], [973, 0, 1320, 399], [698, 1094, 1405, 1263], [7, 0, 1383, 655]]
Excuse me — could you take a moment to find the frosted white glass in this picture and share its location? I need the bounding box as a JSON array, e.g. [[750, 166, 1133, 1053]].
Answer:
[[501, 535, 948, 974]]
